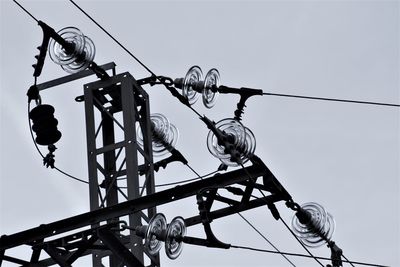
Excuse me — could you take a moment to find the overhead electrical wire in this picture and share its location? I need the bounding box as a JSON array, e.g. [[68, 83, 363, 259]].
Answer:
[[65, 0, 400, 110], [68, 0, 156, 77], [118, 170, 219, 189], [263, 92, 400, 108], [280, 216, 324, 267], [13, 0, 38, 22], [238, 163, 324, 267], [236, 212, 296, 267], [231, 245, 389, 267]]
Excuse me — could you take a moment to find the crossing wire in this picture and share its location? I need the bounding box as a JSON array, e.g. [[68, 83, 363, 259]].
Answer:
[[263, 92, 400, 108], [68, 0, 399, 109], [231, 245, 389, 267]]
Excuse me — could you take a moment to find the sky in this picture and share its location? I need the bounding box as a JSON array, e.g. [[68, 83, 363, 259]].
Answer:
[[0, 0, 399, 267]]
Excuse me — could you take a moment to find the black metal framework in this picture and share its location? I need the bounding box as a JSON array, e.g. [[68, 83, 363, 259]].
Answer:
[[83, 72, 158, 267], [0, 154, 292, 266], [0, 66, 294, 267]]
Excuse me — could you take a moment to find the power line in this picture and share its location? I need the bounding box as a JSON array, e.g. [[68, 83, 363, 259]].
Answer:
[[183, 164, 297, 267], [118, 170, 219, 188], [280, 217, 325, 267], [68, 0, 156, 77], [238, 163, 324, 267], [231, 245, 389, 267], [66, 0, 399, 114], [13, 0, 38, 22], [343, 253, 357, 267], [263, 92, 400, 107], [236, 212, 296, 267]]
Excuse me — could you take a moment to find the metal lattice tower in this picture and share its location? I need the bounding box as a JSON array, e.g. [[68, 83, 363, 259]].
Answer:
[[83, 72, 159, 266]]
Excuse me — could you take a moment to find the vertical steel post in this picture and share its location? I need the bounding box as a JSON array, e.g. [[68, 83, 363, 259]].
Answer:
[[83, 72, 159, 267]]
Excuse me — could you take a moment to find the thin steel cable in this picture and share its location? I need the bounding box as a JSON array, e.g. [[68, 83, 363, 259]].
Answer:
[[238, 163, 323, 267], [231, 245, 389, 267], [184, 164, 298, 267], [237, 212, 296, 267], [28, 102, 89, 184], [118, 170, 219, 189], [68, 0, 156, 76], [263, 92, 400, 107], [343, 254, 356, 267], [280, 217, 325, 267], [13, 0, 39, 22]]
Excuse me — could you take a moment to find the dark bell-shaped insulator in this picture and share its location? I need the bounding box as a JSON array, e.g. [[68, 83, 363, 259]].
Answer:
[[29, 104, 62, 146]]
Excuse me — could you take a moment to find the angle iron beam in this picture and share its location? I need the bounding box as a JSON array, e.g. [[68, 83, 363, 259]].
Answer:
[[185, 194, 286, 227], [43, 245, 71, 267], [97, 229, 144, 267], [37, 62, 116, 91], [0, 164, 267, 250], [2, 255, 30, 265]]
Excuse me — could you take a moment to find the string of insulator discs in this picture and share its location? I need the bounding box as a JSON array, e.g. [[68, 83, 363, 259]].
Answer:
[[123, 201, 336, 262], [171, 66, 257, 166], [291, 202, 336, 248], [136, 113, 179, 157], [48, 26, 96, 73], [173, 66, 220, 108], [122, 213, 187, 260]]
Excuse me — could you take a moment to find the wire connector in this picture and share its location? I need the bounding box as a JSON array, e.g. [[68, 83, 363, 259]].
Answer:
[[43, 144, 57, 168]]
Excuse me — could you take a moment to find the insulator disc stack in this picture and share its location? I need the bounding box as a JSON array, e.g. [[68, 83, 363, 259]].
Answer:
[[182, 66, 203, 105], [165, 216, 186, 259], [291, 202, 336, 248], [144, 213, 168, 255], [202, 68, 220, 108], [48, 27, 96, 73], [29, 104, 62, 146], [207, 118, 256, 166], [136, 113, 179, 157]]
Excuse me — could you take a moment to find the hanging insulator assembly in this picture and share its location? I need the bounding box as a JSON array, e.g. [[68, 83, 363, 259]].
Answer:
[[48, 27, 96, 73], [206, 118, 256, 166], [29, 104, 62, 146], [136, 113, 179, 157], [291, 202, 336, 247]]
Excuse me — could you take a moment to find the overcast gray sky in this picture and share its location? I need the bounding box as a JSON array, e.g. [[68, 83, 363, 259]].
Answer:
[[1, 0, 399, 266]]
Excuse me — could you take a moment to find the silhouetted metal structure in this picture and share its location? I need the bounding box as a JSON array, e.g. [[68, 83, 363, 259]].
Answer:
[[0, 61, 294, 266], [83, 72, 158, 266]]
